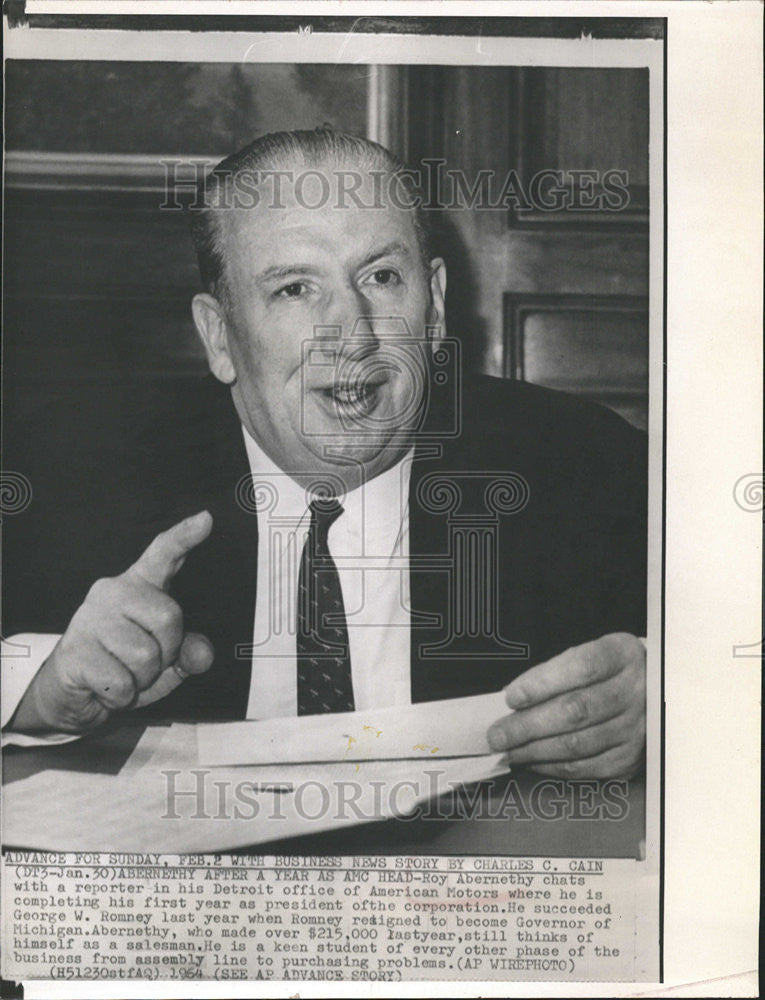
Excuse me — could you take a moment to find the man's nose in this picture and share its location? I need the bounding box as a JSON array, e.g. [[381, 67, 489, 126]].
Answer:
[[322, 284, 379, 347]]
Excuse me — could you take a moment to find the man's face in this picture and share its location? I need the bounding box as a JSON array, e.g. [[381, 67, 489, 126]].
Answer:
[[192, 159, 446, 489]]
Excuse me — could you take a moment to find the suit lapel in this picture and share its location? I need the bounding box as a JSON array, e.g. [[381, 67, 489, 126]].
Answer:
[[407, 421, 530, 702], [408, 442, 452, 702], [156, 383, 258, 720]]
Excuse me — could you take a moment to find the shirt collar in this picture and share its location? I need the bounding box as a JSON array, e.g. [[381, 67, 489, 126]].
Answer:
[[241, 426, 411, 556], [339, 447, 412, 558]]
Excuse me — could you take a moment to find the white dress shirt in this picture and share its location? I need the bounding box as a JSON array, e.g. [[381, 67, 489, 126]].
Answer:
[[1, 429, 414, 741], [242, 428, 413, 718]]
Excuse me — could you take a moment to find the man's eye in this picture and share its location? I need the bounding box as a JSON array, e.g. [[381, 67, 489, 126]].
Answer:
[[276, 282, 306, 299], [368, 268, 400, 287]]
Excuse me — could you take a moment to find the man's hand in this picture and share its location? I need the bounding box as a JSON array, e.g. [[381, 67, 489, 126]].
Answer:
[[9, 511, 215, 735], [487, 633, 646, 779]]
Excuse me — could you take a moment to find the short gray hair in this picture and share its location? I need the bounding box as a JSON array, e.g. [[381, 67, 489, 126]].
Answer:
[[188, 126, 433, 310]]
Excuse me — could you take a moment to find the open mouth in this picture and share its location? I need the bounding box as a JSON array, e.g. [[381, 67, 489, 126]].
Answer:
[[316, 379, 387, 414]]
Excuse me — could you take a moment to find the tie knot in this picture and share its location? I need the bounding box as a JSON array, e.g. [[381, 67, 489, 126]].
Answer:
[[309, 497, 344, 540]]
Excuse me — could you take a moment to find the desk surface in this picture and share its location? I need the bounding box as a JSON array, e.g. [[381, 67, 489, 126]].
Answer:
[[3, 720, 643, 857]]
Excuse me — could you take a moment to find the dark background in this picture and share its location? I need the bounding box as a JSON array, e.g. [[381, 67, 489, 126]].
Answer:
[[3, 61, 649, 433]]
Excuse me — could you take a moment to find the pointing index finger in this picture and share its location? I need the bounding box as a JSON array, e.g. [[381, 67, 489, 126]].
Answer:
[[127, 511, 213, 590]]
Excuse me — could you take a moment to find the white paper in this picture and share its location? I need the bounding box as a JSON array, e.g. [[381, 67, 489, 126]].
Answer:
[[196, 690, 510, 766], [2, 734, 510, 852]]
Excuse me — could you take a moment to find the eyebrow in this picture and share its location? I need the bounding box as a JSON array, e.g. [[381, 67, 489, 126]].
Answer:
[[356, 240, 412, 269], [254, 240, 412, 285], [255, 263, 322, 284]]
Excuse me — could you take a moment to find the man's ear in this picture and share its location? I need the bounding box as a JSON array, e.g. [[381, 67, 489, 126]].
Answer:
[[426, 257, 447, 351], [191, 293, 237, 384]]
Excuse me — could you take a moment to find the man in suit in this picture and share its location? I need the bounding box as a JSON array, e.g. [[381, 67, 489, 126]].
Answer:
[[2, 128, 647, 779]]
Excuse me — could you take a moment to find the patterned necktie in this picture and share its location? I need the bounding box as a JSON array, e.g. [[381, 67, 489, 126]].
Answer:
[[296, 498, 355, 714]]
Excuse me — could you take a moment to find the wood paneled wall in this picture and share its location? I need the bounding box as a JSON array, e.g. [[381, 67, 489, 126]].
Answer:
[[406, 65, 649, 428]]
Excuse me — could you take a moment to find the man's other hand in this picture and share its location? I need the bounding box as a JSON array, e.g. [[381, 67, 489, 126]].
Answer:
[[8, 512, 215, 734], [487, 633, 646, 779]]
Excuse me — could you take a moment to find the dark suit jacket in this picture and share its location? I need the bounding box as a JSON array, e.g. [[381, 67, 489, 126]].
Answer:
[[3, 374, 647, 721]]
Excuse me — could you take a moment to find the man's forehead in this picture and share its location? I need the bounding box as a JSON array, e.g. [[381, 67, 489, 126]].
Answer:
[[219, 158, 420, 259], [224, 150, 395, 207]]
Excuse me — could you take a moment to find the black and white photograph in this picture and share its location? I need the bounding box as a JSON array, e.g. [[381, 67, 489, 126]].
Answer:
[[1, 2, 760, 996]]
